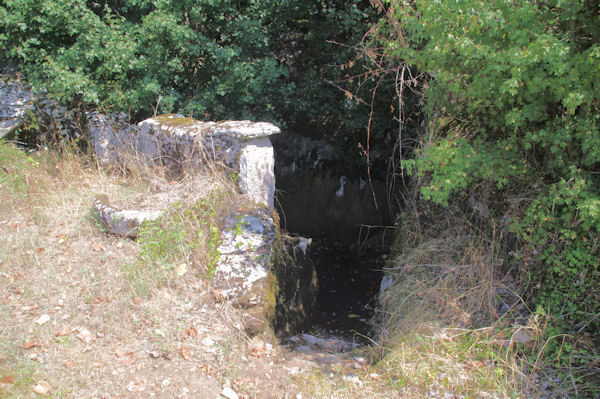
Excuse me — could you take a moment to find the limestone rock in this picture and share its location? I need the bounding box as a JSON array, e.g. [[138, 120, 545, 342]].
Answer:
[[92, 195, 162, 237], [379, 274, 393, 296], [87, 111, 131, 165], [214, 211, 276, 307], [0, 118, 24, 140], [0, 76, 34, 139], [91, 114, 280, 207], [237, 136, 275, 209], [212, 211, 317, 336], [205, 120, 280, 139], [287, 333, 357, 353], [0, 71, 87, 142]]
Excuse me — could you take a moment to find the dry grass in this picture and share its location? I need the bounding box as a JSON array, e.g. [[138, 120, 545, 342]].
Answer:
[[0, 141, 253, 397], [3, 141, 396, 399], [370, 210, 595, 398], [378, 230, 528, 328], [3, 140, 592, 398], [0, 141, 381, 399]]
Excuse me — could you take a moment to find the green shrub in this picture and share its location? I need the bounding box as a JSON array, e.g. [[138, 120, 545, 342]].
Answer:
[[0, 141, 38, 198], [0, 0, 379, 138], [368, 0, 600, 340]]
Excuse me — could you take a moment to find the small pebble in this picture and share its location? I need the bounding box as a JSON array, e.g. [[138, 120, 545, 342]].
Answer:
[[220, 387, 239, 399]]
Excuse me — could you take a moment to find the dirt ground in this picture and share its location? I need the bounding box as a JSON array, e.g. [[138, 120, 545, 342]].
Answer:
[[3, 145, 582, 398], [0, 214, 391, 399], [0, 147, 397, 399]]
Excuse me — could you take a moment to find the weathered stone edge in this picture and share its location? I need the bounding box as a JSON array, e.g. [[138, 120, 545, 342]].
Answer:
[[92, 195, 162, 237]]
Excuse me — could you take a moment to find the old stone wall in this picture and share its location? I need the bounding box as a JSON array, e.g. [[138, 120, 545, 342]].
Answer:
[[1, 71, 315, 337], [90, 113, 279, 208], [0, 71, 88, 143], [0, 72, 278, 208]]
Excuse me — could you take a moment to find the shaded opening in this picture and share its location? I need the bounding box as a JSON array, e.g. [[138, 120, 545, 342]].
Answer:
[[308, 236, 390, 340], [273, 133, 398, 340]]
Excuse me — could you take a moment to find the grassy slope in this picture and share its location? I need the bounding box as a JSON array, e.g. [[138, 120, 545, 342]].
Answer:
[[375, 201, 599, 398], [0, 142, 396, 398], [0, 143, 234, 397], [3, 141, 594, 398]]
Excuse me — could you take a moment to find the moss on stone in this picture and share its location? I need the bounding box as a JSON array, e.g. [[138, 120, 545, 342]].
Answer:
[[264, 271, 279, 322], [269, 230, 317, 337], [154, 113, 196, 127]]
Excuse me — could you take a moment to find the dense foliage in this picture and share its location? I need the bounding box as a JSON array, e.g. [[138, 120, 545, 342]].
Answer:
[[370, 0, 600, 339], [0, 0, 377, 135]]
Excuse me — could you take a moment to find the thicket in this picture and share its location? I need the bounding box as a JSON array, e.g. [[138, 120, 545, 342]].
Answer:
[[0, 0, 385, 139], [364, 0, 599, 363]]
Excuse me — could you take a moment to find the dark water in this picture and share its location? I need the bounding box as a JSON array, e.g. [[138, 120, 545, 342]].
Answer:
[[309, 239, 386, 341], [273, 158, 397, 340], [275, 171, 395, 247]]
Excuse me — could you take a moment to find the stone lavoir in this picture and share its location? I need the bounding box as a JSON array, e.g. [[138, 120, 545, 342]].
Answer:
[[89, 112, 317, 338], [89, 111, 397, 343], [1, 72, 395, 346]]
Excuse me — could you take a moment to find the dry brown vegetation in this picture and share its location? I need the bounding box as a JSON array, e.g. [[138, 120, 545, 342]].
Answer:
[[0, 142, 243, 397], [2, 141, 594, 398], [0, 142, 304, 398], [372, 192, 598, 398], [0, 142, 400, 398]]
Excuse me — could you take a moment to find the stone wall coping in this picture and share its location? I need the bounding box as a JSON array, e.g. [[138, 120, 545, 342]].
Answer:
[[92, 195, 162, 237], [140, 114, 280, 140]]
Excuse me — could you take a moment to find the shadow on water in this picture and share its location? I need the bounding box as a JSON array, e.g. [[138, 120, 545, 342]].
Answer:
[[272, 131, 399, 341], [275, 172, 396, 341], [309, 238, 387, 341]]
